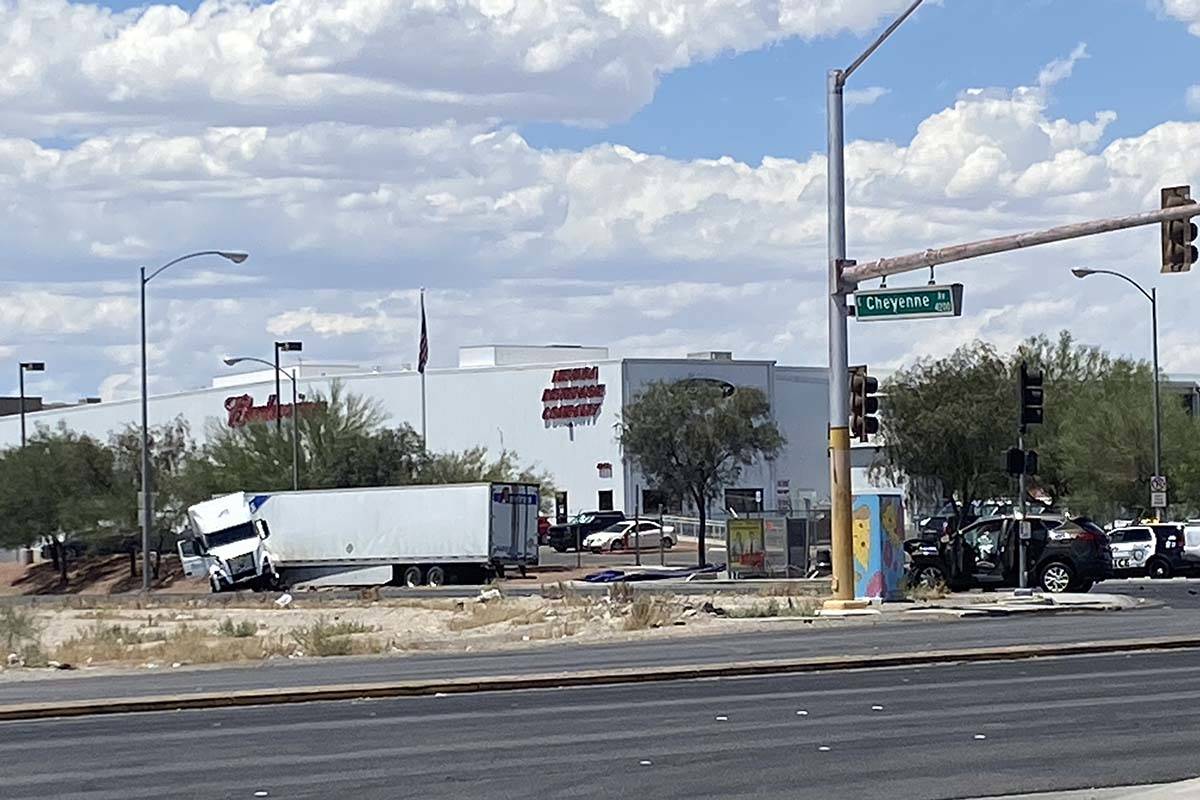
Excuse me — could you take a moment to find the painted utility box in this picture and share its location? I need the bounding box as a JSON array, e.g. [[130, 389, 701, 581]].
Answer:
[[852, 491, 906, 600]]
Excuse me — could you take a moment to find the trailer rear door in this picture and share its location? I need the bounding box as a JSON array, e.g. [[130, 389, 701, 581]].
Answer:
[[489, 483, 539, 566]]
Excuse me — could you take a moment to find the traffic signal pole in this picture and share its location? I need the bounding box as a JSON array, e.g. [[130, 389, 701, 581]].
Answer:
[[1018, 429, 1027, 590], [825, 0, 925, 607], [824, 5, 1196, 606], [826, 69, 855, 605]]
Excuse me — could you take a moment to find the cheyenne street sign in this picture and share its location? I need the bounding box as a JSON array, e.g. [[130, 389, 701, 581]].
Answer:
[[853, 283, 964, 321]]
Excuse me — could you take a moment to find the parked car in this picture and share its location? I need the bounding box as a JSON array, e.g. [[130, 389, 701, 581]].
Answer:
[[906, 515, 1111, 593], [583, 521, 675, 552], [537, 515, 551, 546], [546, 511, 626, 552]]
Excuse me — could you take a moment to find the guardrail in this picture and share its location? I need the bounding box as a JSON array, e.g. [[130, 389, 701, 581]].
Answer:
[[662, 515, 728, 542]]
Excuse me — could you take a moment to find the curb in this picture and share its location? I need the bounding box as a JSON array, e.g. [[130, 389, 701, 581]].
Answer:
[[3, 635, 1200, 722]]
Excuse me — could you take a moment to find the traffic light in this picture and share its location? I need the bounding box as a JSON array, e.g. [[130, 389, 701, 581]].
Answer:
[[1005, 447, 1039, 476], [1019, 361, 1043, 429], [1161, 185, 1198, 273], [849, 365, 880, 442]]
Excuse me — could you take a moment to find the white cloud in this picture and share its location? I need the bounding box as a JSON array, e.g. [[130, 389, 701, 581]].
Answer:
[[4, 39, 1199, 405], [1036, 42, 1087, 89], [845, 86, 890, 109], [1157, 0, 1200, 35], [0, 0, 917, 135]]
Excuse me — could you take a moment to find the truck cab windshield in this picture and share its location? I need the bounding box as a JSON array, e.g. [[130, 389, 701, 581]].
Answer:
[[203, 522, 257, 549]]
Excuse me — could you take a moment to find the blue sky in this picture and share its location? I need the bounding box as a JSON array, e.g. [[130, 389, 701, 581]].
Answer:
[[525, 0, 1197, 163]]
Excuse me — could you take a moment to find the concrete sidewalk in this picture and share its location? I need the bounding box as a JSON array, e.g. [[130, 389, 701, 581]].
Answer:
[[817, 591, 1148, 619], [971, 777, 1200, 799]]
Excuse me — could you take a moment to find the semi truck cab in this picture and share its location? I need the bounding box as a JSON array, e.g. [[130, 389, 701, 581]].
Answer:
[[180, 493, 274, 592]]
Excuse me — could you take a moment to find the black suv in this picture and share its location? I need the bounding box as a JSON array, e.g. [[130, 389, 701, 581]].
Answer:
[[906, 515, 1112, 593], [547, 511, 626, 552]]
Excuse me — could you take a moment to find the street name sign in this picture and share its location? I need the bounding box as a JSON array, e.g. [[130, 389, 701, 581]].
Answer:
[[854, 283, 964, 322]]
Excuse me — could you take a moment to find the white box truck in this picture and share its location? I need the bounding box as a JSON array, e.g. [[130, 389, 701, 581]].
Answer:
[[178, 482, 539, 591]]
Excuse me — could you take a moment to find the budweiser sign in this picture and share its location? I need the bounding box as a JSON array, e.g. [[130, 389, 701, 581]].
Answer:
[[225, 394, 322, 428], [542, 366, 605, 426]]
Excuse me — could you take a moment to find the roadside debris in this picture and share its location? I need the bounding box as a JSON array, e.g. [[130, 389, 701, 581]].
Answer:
[[274, 593, 294, 608]]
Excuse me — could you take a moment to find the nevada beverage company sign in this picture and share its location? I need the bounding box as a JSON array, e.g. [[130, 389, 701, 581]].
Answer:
[[542, 366, 605, 427]]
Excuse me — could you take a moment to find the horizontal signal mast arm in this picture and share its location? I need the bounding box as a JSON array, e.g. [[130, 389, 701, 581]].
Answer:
[[842, 204, 1199, 285]]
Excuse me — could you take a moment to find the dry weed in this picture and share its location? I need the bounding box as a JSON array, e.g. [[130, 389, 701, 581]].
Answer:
[[447, 600, 544, 632]]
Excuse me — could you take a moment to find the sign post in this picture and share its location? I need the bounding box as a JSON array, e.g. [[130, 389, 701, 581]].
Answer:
[[853, 284, 964, 321]]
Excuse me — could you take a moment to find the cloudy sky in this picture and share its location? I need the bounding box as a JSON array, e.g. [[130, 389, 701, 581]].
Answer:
[[3, 0, 1200, 402]]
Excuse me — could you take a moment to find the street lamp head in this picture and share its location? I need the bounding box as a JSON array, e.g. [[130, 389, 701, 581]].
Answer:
[[219, 251, 249, 264], [1071, 268, 1095, 279], [222, 357, 245, 367], [20, 362, 45, 372]]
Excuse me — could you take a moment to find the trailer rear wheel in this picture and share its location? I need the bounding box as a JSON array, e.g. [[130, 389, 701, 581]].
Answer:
[[425, 566, 446, 587], [402, 565, 423, 588]]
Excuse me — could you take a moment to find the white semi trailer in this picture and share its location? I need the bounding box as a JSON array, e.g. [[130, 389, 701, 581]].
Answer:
[[179, 482, 540, 591]]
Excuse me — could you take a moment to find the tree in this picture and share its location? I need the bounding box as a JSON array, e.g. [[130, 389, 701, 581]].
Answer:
[[191, 383, 557, 507], [107, 418, 203, 577], [419, 446, 556, 512], [880, 331, 1200, 524], [0, 428, 117, 583], [197, 380, 389, 494], [877, 341, 1012, 525], [618, 381, 784, 566], [318, 425, 427, 488]]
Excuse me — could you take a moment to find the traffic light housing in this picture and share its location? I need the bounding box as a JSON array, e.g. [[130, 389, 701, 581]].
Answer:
[[1161, 186, 1198, 273], [1019, 362, 1043, 430], [849, 365, 880, 442], [1005, 447, 1039, 476]]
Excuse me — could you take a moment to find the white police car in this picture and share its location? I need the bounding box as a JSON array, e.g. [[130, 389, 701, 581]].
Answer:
[[1107, 526, 1154, 576]]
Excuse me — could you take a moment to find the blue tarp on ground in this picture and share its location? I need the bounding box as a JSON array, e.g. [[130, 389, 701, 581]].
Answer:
[[581, 563, 727, 583]]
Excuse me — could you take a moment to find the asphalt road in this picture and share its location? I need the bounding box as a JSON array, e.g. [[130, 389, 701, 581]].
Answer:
[[1099, 577, 1200, 609], [3, 604, 1197, 707], [5, 649, 1199, 800]]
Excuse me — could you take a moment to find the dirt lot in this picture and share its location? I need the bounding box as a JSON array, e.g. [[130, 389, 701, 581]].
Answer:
[[0, 584, 829, 674], [0, 555, 199, 596], [0, 556, 612, 596]]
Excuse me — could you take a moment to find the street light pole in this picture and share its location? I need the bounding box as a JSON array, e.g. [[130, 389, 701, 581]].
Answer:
[[223, 355, 302, 491], [140, 250, 248, 592], [17, 362, 45, 448], [826, 0, 925, 606], [1071, 268, 1162, 517]]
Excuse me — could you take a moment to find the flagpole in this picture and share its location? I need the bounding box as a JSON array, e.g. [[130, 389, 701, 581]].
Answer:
[[419, 287, 428, 449]]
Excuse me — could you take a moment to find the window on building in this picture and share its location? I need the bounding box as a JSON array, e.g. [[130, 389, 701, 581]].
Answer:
[[724, 488, 763, 515], [598, 490, 614, 512]]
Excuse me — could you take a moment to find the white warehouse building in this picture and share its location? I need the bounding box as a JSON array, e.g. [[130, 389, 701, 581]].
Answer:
[[0, 345, 837, 521]]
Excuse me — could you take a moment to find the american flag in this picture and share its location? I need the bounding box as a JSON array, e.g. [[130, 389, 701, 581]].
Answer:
[[418, 289, 429, 374]]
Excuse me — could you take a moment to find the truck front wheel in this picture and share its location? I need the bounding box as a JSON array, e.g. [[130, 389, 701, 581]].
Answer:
[[425, 566, 446, 587], [210, 576, 224, 594]]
